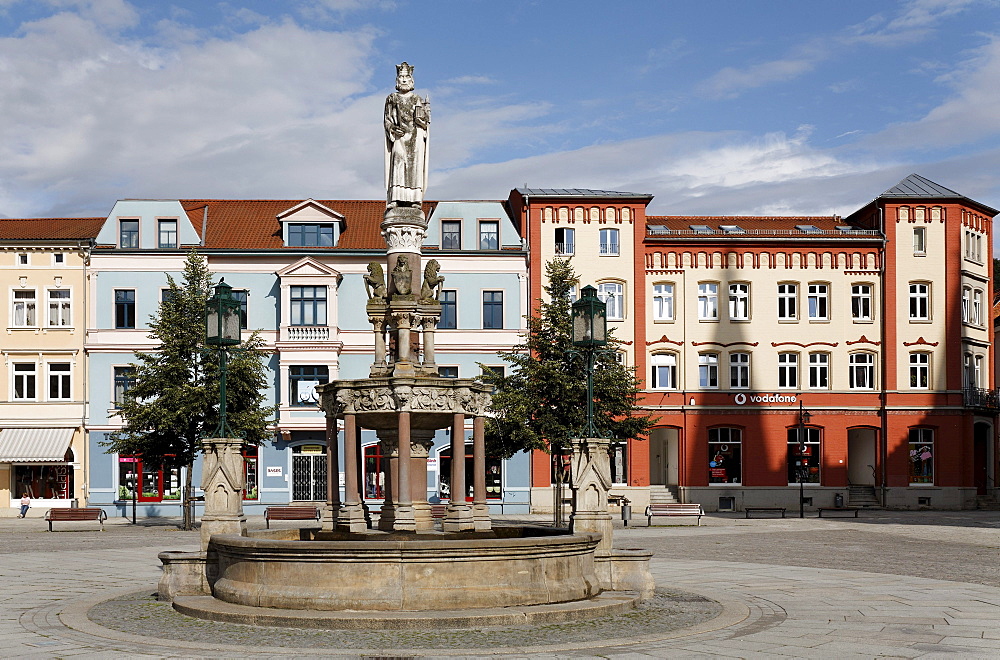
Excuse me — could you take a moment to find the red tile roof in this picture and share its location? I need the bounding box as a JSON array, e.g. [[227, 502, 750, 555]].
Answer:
[[0, 217, 104, 241], [181, 200, 438, 250]]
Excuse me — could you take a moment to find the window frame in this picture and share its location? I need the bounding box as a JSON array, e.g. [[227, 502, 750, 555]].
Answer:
[[599, 228, 619, 256], [807, 283, 829, 321], [13, 362, 37, 401], [849, 352, 876, 390], [808, 352, 829, 389], [47, 288, 72, 328], [289, 365, 329, 407], [12, 288, 38, 328], [439, 289, 457, 329], [113, 366, 136, 408], [652, 283, 674, 322], [47, 362, 72, 401], [290, 285, 327, 327], [698, 352, 719, 389], [912, 226, 926, 255], [119, 219, 139, 248], [908, 427, 934, 484], [597, 281, 625, 321], [554, 227, 575, 255], [697, 282, 719, 321], [482, 290, 504, 329], [441, 220, 462, 250], [287, 223, 335, 247], [728, 282, 750, 321], [729, 352, 750, 389], [777, 352, 798, 389], [909, 352, 929, 389], [787, 426, 821, 484], [157, 219, 178, 249], [650, 353, 677, 390], [114, 289, 136, 329], [709, 427, 742, 485], [777, 283, 798, 321], [478, 220, 499, 250], [908, 282, 930, 321], [851, 283, 872, 322]]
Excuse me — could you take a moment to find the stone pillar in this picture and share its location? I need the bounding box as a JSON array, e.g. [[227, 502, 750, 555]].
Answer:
[[445, 412, 473, 531], [421, 316, 438, 369], [472, 415, 491, 531], [357, 429, 372, 527], [322, 418, 341, 531], [337, 414, 366, 532], [199, 437, 247, 550], [371, 315, 388, 374], [394, 410, 416, 531], [376, 429, 397, 531], [569, 437, 614, 554], [410, 430, 435, 531]]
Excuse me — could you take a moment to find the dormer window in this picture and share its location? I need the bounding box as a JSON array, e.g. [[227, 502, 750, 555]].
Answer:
[[288, 224, 335, 247], [119, 220, 139, 248]]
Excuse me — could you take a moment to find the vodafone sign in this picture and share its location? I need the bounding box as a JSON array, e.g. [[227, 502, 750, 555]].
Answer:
[[734, 393, 798, 405]]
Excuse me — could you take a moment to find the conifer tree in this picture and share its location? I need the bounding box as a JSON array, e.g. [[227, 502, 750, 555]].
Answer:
[[103, 251, 274, 529], [483, 258, 654, 460]]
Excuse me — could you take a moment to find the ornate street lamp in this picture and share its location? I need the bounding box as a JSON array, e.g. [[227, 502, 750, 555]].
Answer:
[[206, 279, 241, 438], [797, 399, 812, 519], [571, 285, 608, 438]]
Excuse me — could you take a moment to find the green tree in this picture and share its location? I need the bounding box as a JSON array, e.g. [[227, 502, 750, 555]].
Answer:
[[103, 251, 274, 529], [483, 258, 655, 460]]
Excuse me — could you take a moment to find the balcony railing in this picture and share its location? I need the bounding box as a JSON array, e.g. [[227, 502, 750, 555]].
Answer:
[[286, 326, 331, 341], [964, 387, 1000, 412]]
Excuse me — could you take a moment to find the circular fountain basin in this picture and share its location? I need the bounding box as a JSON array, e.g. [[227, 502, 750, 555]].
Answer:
[[209, 526, 602, 611]]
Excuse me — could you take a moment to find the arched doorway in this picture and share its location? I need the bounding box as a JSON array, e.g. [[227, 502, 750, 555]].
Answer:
[[973, 421, 993, 496], [847, 427, 878, 485]]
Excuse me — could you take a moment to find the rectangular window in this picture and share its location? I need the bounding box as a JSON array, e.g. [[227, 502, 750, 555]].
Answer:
[[554, 227, 575, 255], [114, 289, 136, 329], [53, 253, 64, 265], [778, 352, 798, 389], [728, 283, 749, 320], [290, 365, 329, 406], [962, 287, 970, 323], [290, 286, 327, 326], [777, 283, 797, 320], [481, 365, 505, 379], [232, 290, 248, 329], [651, 354, 677, 389], [698, 282, 719, 320], [909, 353, 929, 389], [965, 353, 975, 388], [437, 366, 458, 378], [652, 283, 674, 321], [972, 289, 983, 326], [599, 228, 619, 255], [849, 352, 875, 390], [479, 220, 499, 250], [288, 224, 334, 247], [909, 283, 929, 320], [851, 284, 872, 321], [729, 352, 750, 389], [12, 290, 37, 327], [913, 227, 926, 255], [699, 353, 719, 389], [47, 289, 71, 327], [13, 363, 36, 400], [119, 219, 139, 248], [483, 291, 503, 329], [788, 427, 820, 484], [808, 352, 829, 389], [598, 282, 624, 321], [709, 427, 742, 484], [439, 290, 457, 329], [17, 253, 28, 266], [48, 363, 71, 400], [908, 428, 933, 484], [441, 221, 462, 249], [807, 283, 828, 320], [113, 366, 136, 407], [158, 219, 178, 248]]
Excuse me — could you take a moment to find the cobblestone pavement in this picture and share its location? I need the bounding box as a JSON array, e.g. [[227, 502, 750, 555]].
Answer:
[[3, 510, 1000, 657]]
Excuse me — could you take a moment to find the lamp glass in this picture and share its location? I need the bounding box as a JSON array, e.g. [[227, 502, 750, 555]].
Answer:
[[571, 285, 607, 347], [206, 280, 241, 346]]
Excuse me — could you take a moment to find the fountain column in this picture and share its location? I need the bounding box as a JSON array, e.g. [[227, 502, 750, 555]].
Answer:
[[444, 412, 473, 531], [322, 419, 340, 531], [394, 410, 416, 531], [472, 413, 491, 531], [336, 413, 366, 532]]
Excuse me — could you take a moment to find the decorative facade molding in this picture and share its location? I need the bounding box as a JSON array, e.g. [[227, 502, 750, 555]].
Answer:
[[846, 335, 881, 346]]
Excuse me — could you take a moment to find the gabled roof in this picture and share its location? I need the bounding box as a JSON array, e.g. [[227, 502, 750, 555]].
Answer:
[[514, 187, 653, 200], [881, 174, 963, 199], [0, 217, 103, 241], [180, 200, 437, 250]]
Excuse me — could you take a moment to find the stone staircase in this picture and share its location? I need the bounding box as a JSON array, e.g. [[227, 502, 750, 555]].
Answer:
[[848, 484, 880, 508], [649, 485, 679, 505], [976, 494, 1000, 511]]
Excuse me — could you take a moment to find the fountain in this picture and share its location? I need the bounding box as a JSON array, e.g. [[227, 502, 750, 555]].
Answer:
[[159, 62, 652, 628]]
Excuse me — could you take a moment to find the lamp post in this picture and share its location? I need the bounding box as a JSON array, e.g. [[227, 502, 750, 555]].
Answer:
[[206, 279, 242, 439], [797, 399, 812, 519], [571, 285, 608, 438]]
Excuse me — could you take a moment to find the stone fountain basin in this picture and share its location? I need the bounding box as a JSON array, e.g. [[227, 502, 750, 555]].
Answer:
[[210, 526, 602, 611]]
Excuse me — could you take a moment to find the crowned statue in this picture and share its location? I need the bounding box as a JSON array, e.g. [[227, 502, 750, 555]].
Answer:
[[384, 62, 431, 208]]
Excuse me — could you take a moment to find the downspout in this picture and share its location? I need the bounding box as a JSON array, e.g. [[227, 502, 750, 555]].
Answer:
[[201, 205, 208, 247], [80, 239, 92, 505], [878, 206, 888, 507]]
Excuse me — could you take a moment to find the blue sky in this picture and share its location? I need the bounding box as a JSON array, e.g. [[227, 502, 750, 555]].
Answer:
[[1, 0, 999, 229]]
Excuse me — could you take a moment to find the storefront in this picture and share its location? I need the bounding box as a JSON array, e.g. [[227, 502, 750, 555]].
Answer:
[[0, 428, 80, 509]]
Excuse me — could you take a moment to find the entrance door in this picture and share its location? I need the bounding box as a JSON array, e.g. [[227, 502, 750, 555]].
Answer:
[[648, 428, 678, 486], [974, 422, 990, 496], [292, 445, 327, 501], [847, 428, 877, 485]]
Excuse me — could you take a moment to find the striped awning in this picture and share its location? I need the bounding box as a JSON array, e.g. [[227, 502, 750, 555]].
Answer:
[[0, 428, 75, 462]]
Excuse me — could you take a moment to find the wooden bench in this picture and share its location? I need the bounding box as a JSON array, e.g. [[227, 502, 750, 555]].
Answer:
[[264, 505, 320, 528], [645, 503, 704, 526], [45, 507, 107, 532], [745, 507, 786, 519], [818, 507, 860, 518]]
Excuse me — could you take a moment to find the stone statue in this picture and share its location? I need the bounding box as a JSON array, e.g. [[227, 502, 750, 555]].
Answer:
[[364, 262, 387, 301], [384, 62, 430, 207], [391, 254, 412, 296], [419, 259, 444, 302]]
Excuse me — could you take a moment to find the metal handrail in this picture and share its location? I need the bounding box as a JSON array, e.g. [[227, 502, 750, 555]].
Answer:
[[647, 228, 882, 237]]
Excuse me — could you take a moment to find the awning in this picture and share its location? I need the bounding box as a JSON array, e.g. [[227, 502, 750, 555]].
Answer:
[[0, 428, 75, 462]]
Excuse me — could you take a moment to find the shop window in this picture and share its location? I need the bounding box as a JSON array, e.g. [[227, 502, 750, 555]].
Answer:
[[242, 446, 258, 500], [15, 462, 73, 500], [709, 427, 742, 484], [364, 442, 386, 499], [12, 289, 37, 327], [47, 289, 71, 327], [118, 456, 181, 502], [290, 285, 327, 326], [291, 444, 327, 501], [787, 427, 821, 484], [289, 365, 329, 406], [610, 441, 628, 485], [908, 428, 934, 484], [439, 444, 503, 500], [650, 353, 677, 389]]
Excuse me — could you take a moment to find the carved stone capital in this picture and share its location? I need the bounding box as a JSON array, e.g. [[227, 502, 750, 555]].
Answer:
[[410, 387, 456, 412], [354, 387, 395, 413], [381, 224, 426, 254]]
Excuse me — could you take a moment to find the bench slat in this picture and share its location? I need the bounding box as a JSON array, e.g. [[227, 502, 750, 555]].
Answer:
[[645, 503, 704, 526], [264, 506, 320, 528]]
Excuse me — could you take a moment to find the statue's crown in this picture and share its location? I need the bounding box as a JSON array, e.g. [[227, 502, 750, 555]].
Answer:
[[396, 62, 414, 76]]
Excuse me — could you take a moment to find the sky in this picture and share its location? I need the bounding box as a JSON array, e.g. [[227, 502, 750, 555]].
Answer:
[[1, 0, 999, 229]]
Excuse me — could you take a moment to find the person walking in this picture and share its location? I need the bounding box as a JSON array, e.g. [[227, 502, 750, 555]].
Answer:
[[18, 494, 30, 518]]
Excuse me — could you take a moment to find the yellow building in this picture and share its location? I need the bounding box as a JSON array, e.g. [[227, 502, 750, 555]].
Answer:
[[0, 218, 100, 512]]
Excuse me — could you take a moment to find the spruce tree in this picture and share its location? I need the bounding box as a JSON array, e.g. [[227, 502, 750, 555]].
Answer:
[[483, 258, 654, 460], [103, 251, 274, 529]]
